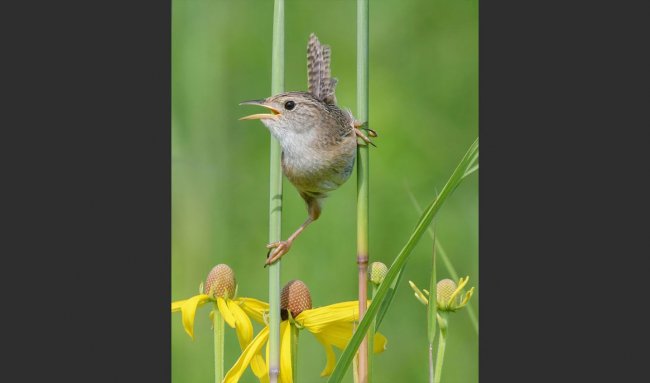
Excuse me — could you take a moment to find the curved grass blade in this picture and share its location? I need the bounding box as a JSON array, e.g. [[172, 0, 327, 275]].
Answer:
[[326, 138, 478, 383], [374, 259, 406, 330]]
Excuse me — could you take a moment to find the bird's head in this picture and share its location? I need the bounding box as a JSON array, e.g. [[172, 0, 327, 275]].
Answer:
[[239, 92, 329, 138]]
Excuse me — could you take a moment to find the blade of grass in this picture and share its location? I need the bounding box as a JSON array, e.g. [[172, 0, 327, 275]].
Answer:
[[375, 190, 438, 331], [327, 138, 478, 383], [374, 262, 406, 330]]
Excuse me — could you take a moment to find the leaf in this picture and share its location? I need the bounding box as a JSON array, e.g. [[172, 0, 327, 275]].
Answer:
[[375, 261, 407, 330], [326, 138, 478, 383]]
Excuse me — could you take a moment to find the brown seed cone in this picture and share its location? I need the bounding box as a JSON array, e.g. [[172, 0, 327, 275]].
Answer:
[[203, 264, 236, 299], [281, 280, 312, 320], [436, 279, 458, 306]]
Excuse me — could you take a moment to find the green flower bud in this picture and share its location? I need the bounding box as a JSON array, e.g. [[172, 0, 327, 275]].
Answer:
[[369, 262, 388, 285]]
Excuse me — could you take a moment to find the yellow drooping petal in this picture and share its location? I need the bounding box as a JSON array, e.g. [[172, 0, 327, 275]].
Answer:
[[251, 352, 268, 380], [224, 326, 270, 383], [171, 300, 184, 312], [178, 294, 211, 339], [217, 297, 236, 328], [312, 335, 337, 377], [279, 321, 293, 383], [447, 277, 468, 307], [239, 297, 269, 325], [228, 299, 254, 349], [313, 322, 355, 349], [298, 301, 360, 332], [313, 322, 388, 354], [409, 281, 429, 305], [373, 332, 388, 353]]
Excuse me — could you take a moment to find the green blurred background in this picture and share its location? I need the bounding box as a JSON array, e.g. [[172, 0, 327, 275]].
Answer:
[[172, 0, 477, 382]]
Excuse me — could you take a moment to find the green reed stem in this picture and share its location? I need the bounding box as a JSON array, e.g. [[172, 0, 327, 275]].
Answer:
[[212, 307, 225, 383], [356, 0, 370, 381], [434, 313, 448, 383], [268, 1, 284, 382]]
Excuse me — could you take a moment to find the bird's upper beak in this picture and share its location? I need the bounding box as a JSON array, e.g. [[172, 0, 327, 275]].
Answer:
[[239, 99, 281, 120]]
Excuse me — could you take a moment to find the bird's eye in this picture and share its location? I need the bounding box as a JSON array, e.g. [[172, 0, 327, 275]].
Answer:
[[284, 100, 295, 110]]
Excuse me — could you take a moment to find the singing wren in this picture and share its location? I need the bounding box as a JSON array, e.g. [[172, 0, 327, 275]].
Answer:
[[240, 33, 376, 265]]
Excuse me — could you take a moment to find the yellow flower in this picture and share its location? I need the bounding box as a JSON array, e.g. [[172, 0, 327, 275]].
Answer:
[[224, 280, 388, 383], [171, 264, 266, 351], [409, 276, 475, 313]]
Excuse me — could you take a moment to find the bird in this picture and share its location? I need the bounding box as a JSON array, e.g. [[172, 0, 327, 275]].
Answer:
[[239, 33, 376, 266]]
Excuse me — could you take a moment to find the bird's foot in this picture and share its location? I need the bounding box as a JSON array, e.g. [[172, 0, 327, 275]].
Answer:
[[353, 121, 377, 147], [265, 240, 293, 266]]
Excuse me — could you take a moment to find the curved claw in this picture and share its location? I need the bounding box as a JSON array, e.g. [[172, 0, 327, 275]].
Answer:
[[355, 128, 376, 147], [352, 121, 377, 147], [264, 240, 292, 266]]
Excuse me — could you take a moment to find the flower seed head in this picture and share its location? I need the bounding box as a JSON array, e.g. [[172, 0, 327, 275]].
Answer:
[[369, 262, 388, 285], [281, 280, 312, 319], [203, 264, 236, 299], [436, 279, 458, 306]]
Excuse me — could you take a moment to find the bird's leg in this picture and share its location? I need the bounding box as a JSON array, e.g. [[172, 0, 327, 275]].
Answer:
[[265, 216, 314, 265], [265, 195, 322, 266], [353, 121, 377, 147]]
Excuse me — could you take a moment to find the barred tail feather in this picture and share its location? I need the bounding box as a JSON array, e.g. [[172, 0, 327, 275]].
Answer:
[[307, 33, 337, 105]]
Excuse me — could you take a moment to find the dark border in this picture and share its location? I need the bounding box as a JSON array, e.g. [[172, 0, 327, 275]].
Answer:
[[2, 1, 171, 380]]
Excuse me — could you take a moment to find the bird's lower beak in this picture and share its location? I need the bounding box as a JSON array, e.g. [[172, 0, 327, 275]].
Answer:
[[239, 99, 281, 121]]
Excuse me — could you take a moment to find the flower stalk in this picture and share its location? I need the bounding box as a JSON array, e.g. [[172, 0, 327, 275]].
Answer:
[[356, 0, 370, 381], [434, 313, 448, 383], [269, 0, 285, 382], [290, 323, 300, 382], [212, 306, 225, 383]]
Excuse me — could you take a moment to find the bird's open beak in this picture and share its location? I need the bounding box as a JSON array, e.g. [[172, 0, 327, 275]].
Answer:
[[239, 99, 281, 121]]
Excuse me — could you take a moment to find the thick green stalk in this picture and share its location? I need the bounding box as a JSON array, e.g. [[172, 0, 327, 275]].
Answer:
[[212, 307, 225, 383], [356, 0, 370, 381], [434, 313, 448, 383], [268, 1, 284, 382]]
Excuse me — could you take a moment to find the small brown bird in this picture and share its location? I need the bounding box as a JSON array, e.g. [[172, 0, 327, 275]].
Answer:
[[240, 33, 375, 265]]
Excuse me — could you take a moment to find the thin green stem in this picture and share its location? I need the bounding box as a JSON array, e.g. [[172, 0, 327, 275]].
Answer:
[[434, 313, 448, 383], [212, 307, 225, 383], [356, 0, 370, 381], [268, 1, 284, 382], [428, 343, 434, 383], [291, 324, 299, 382]]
